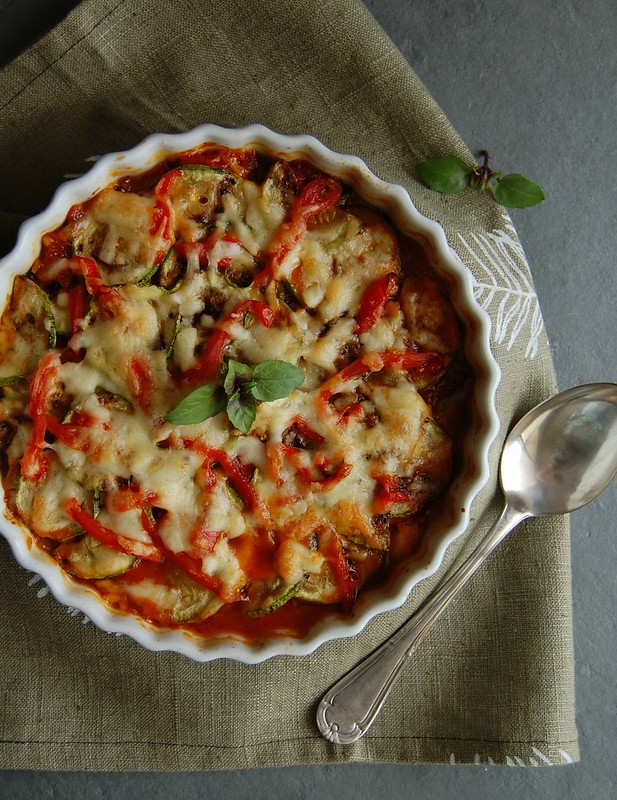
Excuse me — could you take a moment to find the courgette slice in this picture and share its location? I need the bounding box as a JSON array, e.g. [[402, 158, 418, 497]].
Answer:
[[135, 263, 160, 287], [156, 246, 186, 292], [295, 570, 339, 605], [110, 566, 223, 624], [166, 166, 233, 235], [30, 279, 57, 350], [72, 189, 168, 284], [165, 313, 183, 361], [219, 252, 257, 289], [0, 375, 26, 386], [261, 161, 295, 212], [0, 276, 57, 378], [54, 534, 138, 579], [94, 386, 134, 414], [275, 278, 305, 312], [14, 457, 85, 542], [248, 577, 306, 616]]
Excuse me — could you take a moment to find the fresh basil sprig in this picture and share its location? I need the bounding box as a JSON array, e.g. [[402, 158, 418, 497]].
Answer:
[[417, 150, 545, 208], [166, 358, 304, 433]]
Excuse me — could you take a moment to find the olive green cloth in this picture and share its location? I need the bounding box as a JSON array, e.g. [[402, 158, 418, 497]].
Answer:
[[0, 0, 577, 769]]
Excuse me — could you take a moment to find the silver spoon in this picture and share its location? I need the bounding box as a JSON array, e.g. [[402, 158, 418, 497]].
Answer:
[[316, 382, 617, 744]]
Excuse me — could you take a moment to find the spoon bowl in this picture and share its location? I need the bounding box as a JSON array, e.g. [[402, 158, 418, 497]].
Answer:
[[317, 382, 617, 744], [501, 383, 617, 516]]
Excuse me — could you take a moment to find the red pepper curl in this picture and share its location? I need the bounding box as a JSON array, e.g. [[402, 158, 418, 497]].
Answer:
[[71, 256, 126, 317], [179, 438, 274, 534], [64, 497, 164, 563], [46, 411, 109, 453], [253, 176, 342, 289], [19, 353, 61, 482], [182, 299, 274, 385], [147, 523, 223, 595], [318, 350, 442, 415], [126, 355, 155, 411], [355, 272, 399, 335]]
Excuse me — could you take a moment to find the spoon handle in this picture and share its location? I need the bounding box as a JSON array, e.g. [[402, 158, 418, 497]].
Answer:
[[316, 503, 529, 744]]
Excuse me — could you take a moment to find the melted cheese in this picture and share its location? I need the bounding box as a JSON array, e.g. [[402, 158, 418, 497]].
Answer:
[[0, 149, 465, 630]]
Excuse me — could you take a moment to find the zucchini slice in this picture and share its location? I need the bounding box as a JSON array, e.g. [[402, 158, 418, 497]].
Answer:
[[0, 375, 26, 386], [164, 313, 183, 361], [295, 569, 339, 605], [111, 567, 223, 624], [167, 166, 233, 237], [72, 189, 168, 284], [15, 456, 86, 542], [261, 161, 295, 213], [0, 276, 57, 378], [156, 246, 186, 292], [94, 386, 134, 414], [54, 534, 138, 579], [275, 278, 305, 312], [248, 577, 306, 616]]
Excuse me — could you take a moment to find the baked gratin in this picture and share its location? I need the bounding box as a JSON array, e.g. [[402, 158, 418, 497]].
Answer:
[[0, 145, 472, 640]]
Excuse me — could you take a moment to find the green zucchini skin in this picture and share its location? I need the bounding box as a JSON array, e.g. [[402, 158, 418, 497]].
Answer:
[[54, 534, 138, 579], [14, 458, 85, 543]]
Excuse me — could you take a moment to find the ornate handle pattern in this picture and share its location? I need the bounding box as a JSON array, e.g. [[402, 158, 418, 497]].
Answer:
[[316, 503, 528, 744]]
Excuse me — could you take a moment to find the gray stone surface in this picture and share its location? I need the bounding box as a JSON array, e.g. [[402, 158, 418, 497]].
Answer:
[[1, 0, 616, 796]]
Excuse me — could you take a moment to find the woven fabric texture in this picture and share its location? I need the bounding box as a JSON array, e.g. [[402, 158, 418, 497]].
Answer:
[[0, 0, 577, 769]]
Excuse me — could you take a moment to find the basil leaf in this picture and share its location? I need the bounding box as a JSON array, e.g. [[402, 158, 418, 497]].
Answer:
[[165, 383, 226, 425], [224, 359, 254, 396], [417, 156, 471, 194], [251, 360, 304, 401], [493, 173, 545, 208], [227, 390, 257, 433]]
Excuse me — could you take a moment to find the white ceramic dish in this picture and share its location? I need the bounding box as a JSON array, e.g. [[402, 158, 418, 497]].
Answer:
[[0, 124, 500, 662]]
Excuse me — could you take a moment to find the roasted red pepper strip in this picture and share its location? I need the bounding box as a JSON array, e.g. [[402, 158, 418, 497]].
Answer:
[[190, 525, 222, 554], [293, 451, 352, 491], [46, 411, 109, 451], [286, 416, 324, 447], [319, 350, 443, 409], [107, 487, 159, 513], [178, 146, 256, 177], [253, 177, 342, 289], [181, 439, 273, 532], [370, 474, 412, 515], [71, 256, 126, 316], [19, 353, 61, 482], [64, 497, 164, 563], [176, 230, 244, 268], [320, 523, 355, 606], [151, 169, 182, 241], [223, 299, 275, 330], [183, 329, 230, 384], [126, 356, 155, 410], [67, 282, 88, 334], [355, 272, 398, 335], [147, 524, 222, 594], [182, 299, 274, 384]]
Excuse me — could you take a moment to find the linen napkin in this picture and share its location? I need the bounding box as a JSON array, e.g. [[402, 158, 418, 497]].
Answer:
[[0, 0, 578, 769]]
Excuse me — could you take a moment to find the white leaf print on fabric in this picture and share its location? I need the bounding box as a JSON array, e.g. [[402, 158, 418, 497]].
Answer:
[[457, 222, 543, 359]]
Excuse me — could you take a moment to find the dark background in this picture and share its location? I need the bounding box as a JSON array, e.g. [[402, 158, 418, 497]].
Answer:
[[1, 0, 616, 797]]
